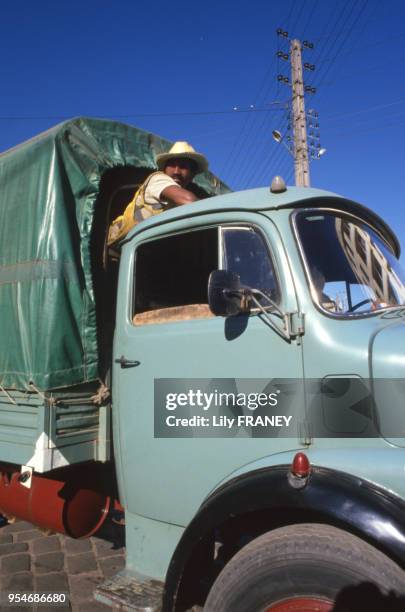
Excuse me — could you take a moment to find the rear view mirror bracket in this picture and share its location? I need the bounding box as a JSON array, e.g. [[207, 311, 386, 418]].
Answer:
[[208, 270, 295, 341]]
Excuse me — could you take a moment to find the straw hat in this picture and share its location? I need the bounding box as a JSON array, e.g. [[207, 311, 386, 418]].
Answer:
[[156, 141, 208, 174]]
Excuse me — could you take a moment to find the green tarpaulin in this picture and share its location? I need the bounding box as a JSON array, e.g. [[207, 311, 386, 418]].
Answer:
[[0, 117, 229, 390]]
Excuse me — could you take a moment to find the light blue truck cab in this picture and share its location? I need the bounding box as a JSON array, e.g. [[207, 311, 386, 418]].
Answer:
[[98, 182, 405, 611]]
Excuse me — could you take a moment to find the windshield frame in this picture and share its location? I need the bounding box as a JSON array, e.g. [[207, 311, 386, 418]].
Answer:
[[291, 207, 404, 319]]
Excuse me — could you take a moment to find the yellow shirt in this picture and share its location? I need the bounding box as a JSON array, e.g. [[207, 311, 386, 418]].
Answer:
[[108, 171, 178, 245]]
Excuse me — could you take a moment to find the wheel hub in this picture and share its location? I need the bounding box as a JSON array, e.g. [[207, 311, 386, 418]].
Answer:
[[265, 596, 333, 611]]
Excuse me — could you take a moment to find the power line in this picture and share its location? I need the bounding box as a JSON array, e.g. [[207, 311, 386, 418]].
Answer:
[[219, 1, 303, 183], [288, 1, 307, 41], [219, 73, 281, 178], [0, 105, 285, 122], [229, 55, 286, 176], [258, 145, 292, 188], [231, 0, 315, 189], [243, 112, 291, 187], [326, 117, 405, 139], [285, 0, 297, 34], [323, 96, 405, 123], [234, 1, 298, 187], [224, 84, 282, 183], [324, 109, 405, 135], [316, 30, 405, 66], [311, 10, 390, 44], [311, 0, 368, 91], [233, 100, 288, 187], [314, 57, 405, 90], [238, 100, 290, 184], [310, 0, 354, 69], [297, 0, 319, 43], [222, 95, 279, 176], [312, 0, 370, 99], [241, 117, 286, 187], [285, 165, 295, 185], [221, 99, 271, 178]]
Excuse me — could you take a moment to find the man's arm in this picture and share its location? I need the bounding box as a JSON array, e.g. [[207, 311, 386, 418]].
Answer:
[[160, 185, 198, 206]]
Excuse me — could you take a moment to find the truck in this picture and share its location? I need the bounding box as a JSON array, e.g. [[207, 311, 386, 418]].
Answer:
[[1, 116, 405, 611]]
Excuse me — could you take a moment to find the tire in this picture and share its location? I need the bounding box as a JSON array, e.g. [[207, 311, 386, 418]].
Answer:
[[204, 523, 405, 612]]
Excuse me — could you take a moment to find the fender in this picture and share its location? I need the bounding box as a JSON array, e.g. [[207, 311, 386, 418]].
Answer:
[[164, 464, 405, 609]]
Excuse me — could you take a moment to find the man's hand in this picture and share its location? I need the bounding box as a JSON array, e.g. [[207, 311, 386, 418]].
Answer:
[[161, 185, 198, 206]]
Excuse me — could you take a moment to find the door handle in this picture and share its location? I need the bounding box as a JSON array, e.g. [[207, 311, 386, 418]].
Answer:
[[114, 355, 140, 368]]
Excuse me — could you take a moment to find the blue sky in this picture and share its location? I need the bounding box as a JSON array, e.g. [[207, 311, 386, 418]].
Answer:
[[1, 1, 404, 253]]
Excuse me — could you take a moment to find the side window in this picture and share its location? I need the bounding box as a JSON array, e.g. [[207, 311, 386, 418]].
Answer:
[[133, 228, 218, 325], [221, 227, 280, 304], [132, 224, 280, 326]]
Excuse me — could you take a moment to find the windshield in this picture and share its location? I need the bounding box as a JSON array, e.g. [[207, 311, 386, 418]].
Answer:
[[295, 211, 405, 315]]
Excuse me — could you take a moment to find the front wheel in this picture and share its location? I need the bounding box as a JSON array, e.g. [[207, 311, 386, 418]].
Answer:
[[204, 524, 405, 612]]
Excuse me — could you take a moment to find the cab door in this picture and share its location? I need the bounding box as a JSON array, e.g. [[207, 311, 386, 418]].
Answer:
[[112, 212, 304, 526]]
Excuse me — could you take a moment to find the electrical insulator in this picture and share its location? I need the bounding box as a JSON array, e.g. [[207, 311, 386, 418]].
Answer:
[[276, 51, 283, 57], [283, 77, 290, 84], [277, 74, 284, 81], [303, 40, 314, 49], [282, 30, 289, 37], [283, 53, 289, 60], [277, 28, 283, 35]]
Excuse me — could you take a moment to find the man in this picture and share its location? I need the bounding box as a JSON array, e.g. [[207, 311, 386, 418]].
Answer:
[[108, 141, 208, 245]]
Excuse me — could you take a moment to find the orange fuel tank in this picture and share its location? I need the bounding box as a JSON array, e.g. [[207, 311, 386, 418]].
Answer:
[[0, 463, 110, 538]]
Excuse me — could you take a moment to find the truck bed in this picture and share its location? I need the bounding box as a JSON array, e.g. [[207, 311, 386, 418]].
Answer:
[[0, 384, 110, 472]]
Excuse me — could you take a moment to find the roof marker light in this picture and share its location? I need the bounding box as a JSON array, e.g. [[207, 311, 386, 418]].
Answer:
[[270, 176, 287, 193]]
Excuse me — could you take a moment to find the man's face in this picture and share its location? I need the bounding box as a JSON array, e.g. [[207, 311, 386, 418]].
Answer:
[[164, 157, 195, 188]]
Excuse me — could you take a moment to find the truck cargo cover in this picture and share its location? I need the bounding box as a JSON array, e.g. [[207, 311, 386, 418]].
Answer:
[[0, 117, 229, 390]]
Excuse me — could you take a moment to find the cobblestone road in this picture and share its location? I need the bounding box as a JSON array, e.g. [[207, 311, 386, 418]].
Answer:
[[0, 519, 125, 611]]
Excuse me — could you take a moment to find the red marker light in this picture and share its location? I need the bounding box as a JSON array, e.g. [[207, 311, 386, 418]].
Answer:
[[291, 452, 311, 477]]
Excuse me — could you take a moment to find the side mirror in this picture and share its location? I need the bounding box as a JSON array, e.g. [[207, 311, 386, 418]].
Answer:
[[208, 270, 249, 316]]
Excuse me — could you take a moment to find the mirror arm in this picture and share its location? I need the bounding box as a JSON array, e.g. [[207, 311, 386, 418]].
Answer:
[[250, 288, 285, 318], [248, 293, 291, 341], [222, 283, 296, 340]]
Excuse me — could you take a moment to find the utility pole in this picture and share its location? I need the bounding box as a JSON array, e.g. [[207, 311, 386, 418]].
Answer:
[[276, 31, 321, 187], [290, 39, 310, 187]]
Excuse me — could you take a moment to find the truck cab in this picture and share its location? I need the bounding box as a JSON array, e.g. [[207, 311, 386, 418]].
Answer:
[[104, 183, 405, 610]]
